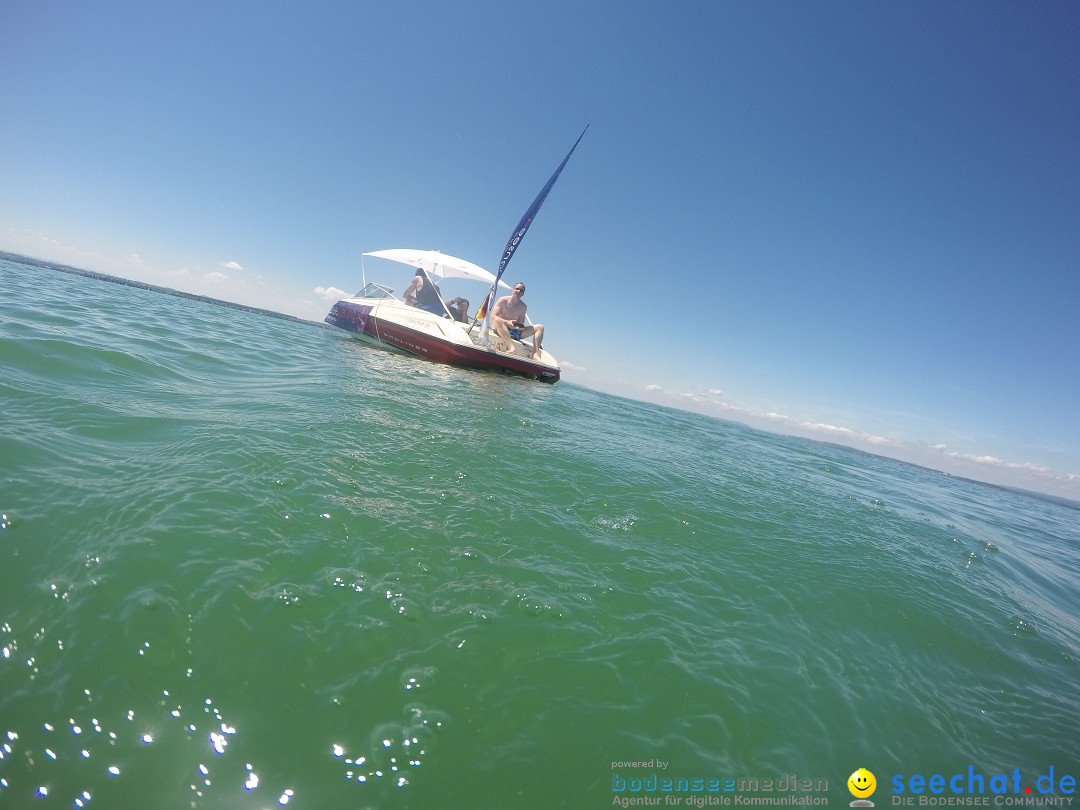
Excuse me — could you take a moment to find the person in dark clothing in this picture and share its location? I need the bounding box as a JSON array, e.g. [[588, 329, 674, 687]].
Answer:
[[447, 297, 470, 322], [402, 269, 444, 314]]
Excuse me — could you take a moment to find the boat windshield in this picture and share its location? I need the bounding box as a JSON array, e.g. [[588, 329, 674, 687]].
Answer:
[[354, 282, 395, 298]]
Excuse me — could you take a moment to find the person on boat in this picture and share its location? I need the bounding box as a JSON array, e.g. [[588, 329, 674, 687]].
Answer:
[[403, 269, 444, 315], [447, 297, 470, 323], [402, 269, 423, 306], [491, 282, 545, 359]]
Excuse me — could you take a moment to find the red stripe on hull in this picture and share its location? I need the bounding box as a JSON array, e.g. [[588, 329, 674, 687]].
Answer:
[[362, 315, 560, 383]]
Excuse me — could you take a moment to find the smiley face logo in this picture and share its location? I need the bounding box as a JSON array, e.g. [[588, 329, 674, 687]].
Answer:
[[848, 768, 877, 798]]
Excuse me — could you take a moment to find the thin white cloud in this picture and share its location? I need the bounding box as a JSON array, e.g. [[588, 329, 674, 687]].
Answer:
[[560, 361, 587, 372], [793, 421, 896, 447], [637, 387, 913, 455], [1011, 462, 1053, 475], [950, 452, 1003, 465], [221, 260, 243, 271], [314, 286, 349, 301], [797, 420, 856, 437], [864, 435, 895, 446], [204, 271, 230, 284], [928, 445, 1053, 476], [0, 226, 104, 265]]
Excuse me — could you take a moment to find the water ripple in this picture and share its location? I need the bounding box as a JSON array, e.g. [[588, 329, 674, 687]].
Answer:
[[2, 260, 1079, 808]]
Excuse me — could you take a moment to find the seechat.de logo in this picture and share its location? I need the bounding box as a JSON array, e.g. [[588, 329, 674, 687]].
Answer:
[[849, 768, 878, 807]]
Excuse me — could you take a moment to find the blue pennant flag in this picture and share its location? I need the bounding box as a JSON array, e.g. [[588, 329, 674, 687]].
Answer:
[[480, 126, 588, 330]]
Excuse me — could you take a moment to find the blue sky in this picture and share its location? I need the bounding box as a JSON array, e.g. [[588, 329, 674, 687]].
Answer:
[[2, 1, 1078, 499]]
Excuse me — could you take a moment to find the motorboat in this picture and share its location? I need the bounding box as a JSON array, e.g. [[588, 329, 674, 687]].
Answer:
[[325, 249, 561, 383], [325, 128, 587, 385]]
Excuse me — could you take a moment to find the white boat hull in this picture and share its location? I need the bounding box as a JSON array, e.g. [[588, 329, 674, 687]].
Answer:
[[326, 296, 560, 383]]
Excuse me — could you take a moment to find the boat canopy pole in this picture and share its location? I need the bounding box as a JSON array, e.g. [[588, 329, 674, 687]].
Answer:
[[417, 268, 459, 322]]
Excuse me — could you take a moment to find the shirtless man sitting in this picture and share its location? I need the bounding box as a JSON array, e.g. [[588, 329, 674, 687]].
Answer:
[[491, 282, 545, 359]]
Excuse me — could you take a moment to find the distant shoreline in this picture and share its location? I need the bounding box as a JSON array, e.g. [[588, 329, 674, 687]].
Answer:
[[4, 248, 1077, 511], [0, 250, 322, 328]]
